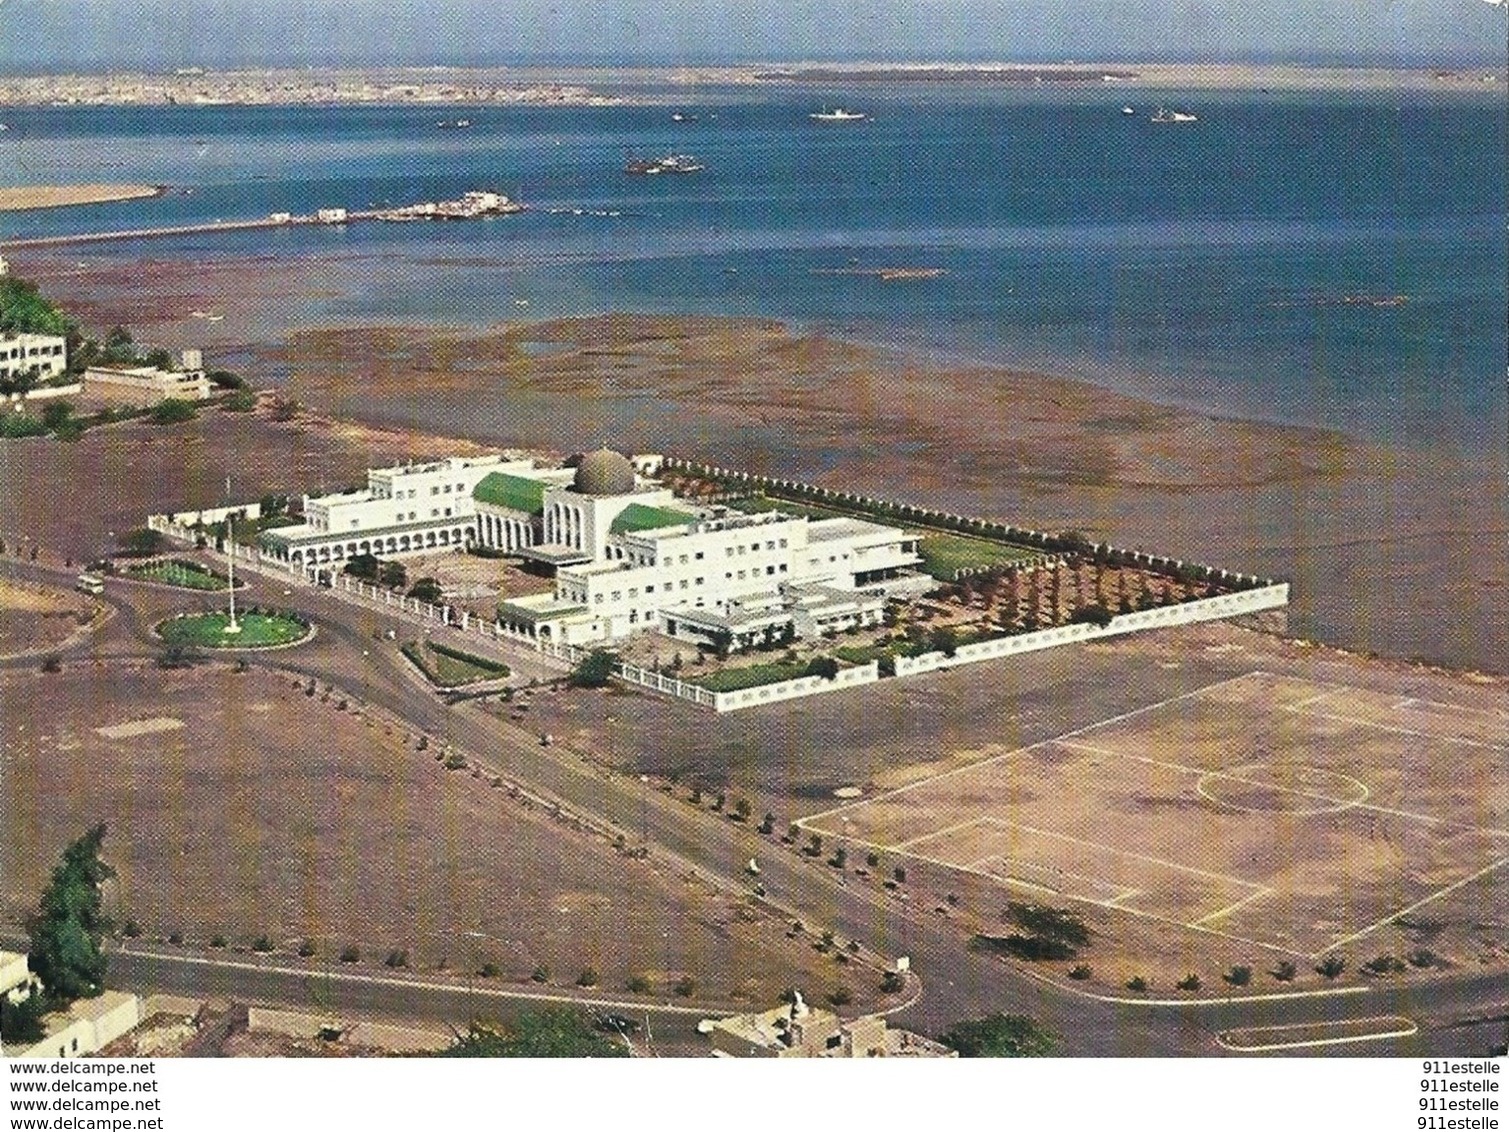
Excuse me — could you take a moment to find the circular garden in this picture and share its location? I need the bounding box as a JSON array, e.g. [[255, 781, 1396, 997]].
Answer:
[[155, 609, 312, 650]]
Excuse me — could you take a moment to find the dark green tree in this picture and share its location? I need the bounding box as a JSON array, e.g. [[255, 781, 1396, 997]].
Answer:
[[407, 577, 443, 604], [938, 1013, 1055, 1057], [26, 825, 114, 1006], [344, 553, 380, 581], [569, 649, 618, 689]]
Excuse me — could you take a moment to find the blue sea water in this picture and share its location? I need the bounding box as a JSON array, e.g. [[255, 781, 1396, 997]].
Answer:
[[2, 86, 1505, 453]]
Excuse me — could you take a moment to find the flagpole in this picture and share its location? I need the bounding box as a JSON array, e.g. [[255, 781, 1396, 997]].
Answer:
[[224, 476, 240, 634]]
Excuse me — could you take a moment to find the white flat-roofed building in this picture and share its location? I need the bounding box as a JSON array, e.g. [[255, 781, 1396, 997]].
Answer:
[[495, 449, 925, 645], [83, 349, 211, 405], [260, 454, 512, 567], [0, 332, 67, 383]]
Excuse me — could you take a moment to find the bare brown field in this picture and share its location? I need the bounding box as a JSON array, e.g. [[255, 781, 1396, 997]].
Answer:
[[0, 661, 883, 1009], [799, 670, 1509, 965], [0, 575, 98, 656]]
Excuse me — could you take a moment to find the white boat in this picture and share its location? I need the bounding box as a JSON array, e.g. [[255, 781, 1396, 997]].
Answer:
[[810, 107, 866, 122], [1151, 106, 1198, 123], [1121, 105, 1136, 116]]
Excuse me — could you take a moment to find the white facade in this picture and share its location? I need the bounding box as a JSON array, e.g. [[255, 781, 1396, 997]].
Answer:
[[84, 350, 212, 404], [0, 332, 67, 383], [261, 455, 510, 566], [496, 458, 925, 645]]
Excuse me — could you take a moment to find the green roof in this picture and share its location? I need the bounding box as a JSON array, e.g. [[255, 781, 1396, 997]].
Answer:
[[473, 472, 547, 515], [609, 503, 698, 535]]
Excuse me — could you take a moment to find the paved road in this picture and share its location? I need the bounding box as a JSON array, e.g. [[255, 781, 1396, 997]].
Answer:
[[5, 556, 1505, 1056]]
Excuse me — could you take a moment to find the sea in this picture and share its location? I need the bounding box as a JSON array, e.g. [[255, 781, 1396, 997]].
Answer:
[[1, 84, 1505, 455]]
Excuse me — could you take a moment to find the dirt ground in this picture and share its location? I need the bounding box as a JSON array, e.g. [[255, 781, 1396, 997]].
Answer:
[[0, 574, 99, 657], [0, 661, 889, 1012]]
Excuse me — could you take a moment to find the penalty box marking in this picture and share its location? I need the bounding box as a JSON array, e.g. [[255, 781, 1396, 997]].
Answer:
[[965, 853, 1142, 904]]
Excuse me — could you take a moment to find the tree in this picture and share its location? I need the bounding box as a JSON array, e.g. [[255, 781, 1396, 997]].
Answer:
[[929, 625, 959, 657], [407, 577, 443, 604], [804, 655, 840, 680], [569, 649, 618, 689], [40, 400, 74, 430], [0, 991, 49, 1043], [26, 825, 114, 1007], [344, 553, 380, 581], [143, 347, 175, 371], [439, 1011, 628, 1058], [102, 325, 135, 362], [938, 1012, 1055, 1057], [378, 560, 407, 589], [118, 527, 166, 557], [208, 369, 246, 390], [148, 398, 197, 425], [1316, 954, 1347, 980]]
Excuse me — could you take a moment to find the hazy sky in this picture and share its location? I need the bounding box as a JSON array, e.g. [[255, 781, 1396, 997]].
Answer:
[[0, 0, 1505, 70]]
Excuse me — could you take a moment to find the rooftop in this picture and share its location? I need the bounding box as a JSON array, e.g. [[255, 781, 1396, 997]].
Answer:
[[609, 502, 700, 535], [474, 471, 547, 515]]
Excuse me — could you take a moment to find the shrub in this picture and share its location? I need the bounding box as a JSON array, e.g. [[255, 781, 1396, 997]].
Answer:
[[673, 975, 696, 997], [866, 852, 880, 869], [223, 389, 257, 412], [251, 935, 274, 953], [626, 973, 652, 994], [758, 812, 775, 834], [1407, 949, 1440, 969], [0, 413, 48, 439], [384, 949, 409, 969], [804, 655, 840, 680], [1271, 960, 1297, 982], [122, 919, 141, 938], [576, 968, 599, 987], [148, 398, 197, 425], [531, 964, 550, 983], [1362, 954, 1405, 975], [478, 962, 501, 979], [407, 577, 443, 604], [1176, 973, 1202, 991], [41, 655, 62, 673], [1224, 965, 1253, 987], [443, 751, 468, 771], [1126, 976, 1149, 992], [340, 946, 361, 964], [1316, 954, 1346, 980], [41, 399, 74, 429], [1068, 965, 1093, 981], [827, 985, 853, 1007], [881, 970, 904, 993], [209, 934, 227, 949], [168, 932, 183, 946], [893, 866, 907, 884], [297, 939, 316, 958]]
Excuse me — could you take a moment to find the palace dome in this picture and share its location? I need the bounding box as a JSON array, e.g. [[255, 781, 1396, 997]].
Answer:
[[572, 448, 636, 496]]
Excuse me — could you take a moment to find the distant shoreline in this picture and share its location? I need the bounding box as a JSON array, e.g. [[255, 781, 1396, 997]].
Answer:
[[0, 62, 1501, 107], [0, 184, 166, 212]]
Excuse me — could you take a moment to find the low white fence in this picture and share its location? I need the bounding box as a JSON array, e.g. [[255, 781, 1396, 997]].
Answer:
[[616, 660, 881, 713], [9, 382, 83, 406], [894, 583, 1290, 677]]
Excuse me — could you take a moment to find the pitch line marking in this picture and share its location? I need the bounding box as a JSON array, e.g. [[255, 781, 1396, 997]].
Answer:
[[1319, 852, 1509, 955], [969, 853, 1141, 903], [875, 841, 1310, 958], [893, 818, 987, 851], [1058, 739, 1509, 838], [1279, 705, 1509, 753], [976, 817, 1266, 891], [797, 670, 1268, 830], [1189, 887, 1276, 927]]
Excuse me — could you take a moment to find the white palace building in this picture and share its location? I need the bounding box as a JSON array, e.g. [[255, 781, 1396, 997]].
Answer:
[[261, 448, 931, 648]]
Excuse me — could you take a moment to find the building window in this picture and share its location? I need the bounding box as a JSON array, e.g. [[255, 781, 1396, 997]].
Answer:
[[680, 580, 688, 590], [679, 554, 688, 565], [595, 595, 604, 604], [779, 539, 788, 548], [645, 585, 655, 594], [612, 591, 622, 601], [767, 541, 775, 550], [695, 577, 704, 586], [767, 565, 776, 575], [695, 551, 704, 560], [629, 588, 638, 598]]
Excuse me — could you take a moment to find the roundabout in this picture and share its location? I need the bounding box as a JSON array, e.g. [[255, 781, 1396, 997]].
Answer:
[[155, 610, 312, 650]]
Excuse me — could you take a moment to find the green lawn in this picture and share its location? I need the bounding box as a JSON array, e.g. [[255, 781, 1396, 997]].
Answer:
[[832, 639, 930, 665], [402, 641, 511, 687], [157, 611, 310, 649], [687, 658, 812, 693], [916, 532, 1038, 580], [129, 559, 235, 591]]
